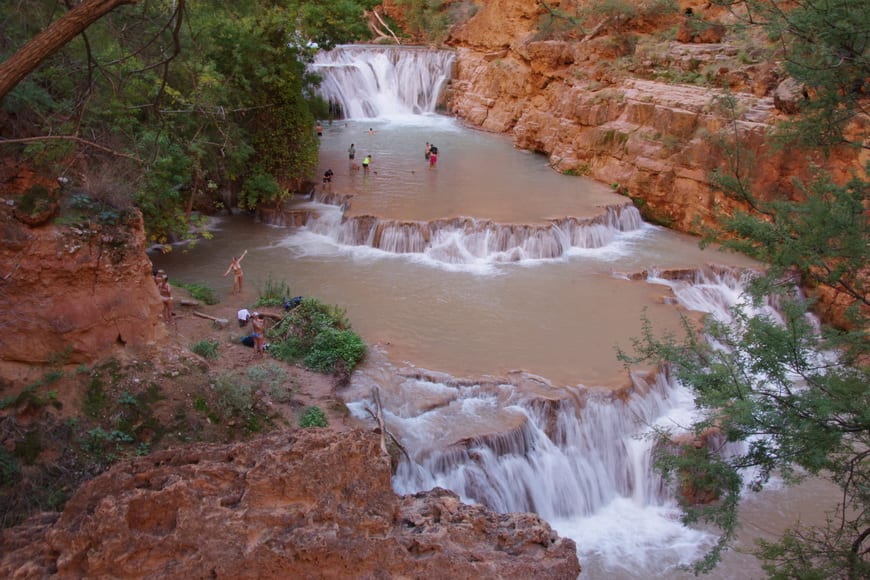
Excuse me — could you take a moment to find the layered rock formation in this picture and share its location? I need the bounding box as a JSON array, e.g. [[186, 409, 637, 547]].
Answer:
[[432, 0, 865, 233], [0, 201, 163, 382], [0, 429, 580, 578]]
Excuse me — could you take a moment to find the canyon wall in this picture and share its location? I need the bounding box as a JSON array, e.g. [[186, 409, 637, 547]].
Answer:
[[433, 0, 865, 233]]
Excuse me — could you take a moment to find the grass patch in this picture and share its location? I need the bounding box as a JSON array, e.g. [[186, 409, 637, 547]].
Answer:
[[175, 281, 219, 305], [191, 338, 220, 360], [255, 274, 292, 308], [299, 406, 328, 428]]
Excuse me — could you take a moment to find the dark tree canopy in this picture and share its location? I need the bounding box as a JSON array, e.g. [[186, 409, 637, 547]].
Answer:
[[0, 0, 378, 242]]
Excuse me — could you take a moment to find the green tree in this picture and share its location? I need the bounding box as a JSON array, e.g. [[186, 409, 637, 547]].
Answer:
[[622, 0, 869, 576], [1, 0, 376, 242], [714, 0, 869, 151]]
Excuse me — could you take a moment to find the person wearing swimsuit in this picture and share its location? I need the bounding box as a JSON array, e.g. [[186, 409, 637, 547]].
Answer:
[[224, 250, 248, 295]]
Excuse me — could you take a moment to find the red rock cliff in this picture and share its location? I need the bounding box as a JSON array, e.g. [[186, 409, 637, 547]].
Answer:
[[432, 0, 866, 232], [0, 429, 581, 578], [0, 203, 163, 382]]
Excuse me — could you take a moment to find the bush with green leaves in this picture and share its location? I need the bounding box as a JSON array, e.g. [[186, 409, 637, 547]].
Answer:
[[245, 363, 296, 403], [191, 339, 220, 360], [255, 275, 293, 308], [267, 297, 366, 373], [299, 406, 328, 428], [213, 374, 255, 421], [304, 328, 367, 373]]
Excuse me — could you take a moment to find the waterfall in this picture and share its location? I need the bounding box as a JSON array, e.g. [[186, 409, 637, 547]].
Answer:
[[310, 45, 456, 118], [352, 266, 781, 574], [297, 202, 646, 265]]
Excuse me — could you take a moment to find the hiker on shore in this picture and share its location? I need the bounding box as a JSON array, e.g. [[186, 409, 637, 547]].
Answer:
[[251, 312, 266, 355], [157, 273, 174, 325]]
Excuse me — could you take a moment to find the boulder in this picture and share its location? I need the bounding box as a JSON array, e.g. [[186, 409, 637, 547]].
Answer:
[[0, 429, 581, 579]]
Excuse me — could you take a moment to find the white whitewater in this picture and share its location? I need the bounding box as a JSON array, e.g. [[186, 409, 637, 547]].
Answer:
[[310, 45, 782, 576], [310, 45, 455, 118], [299, 200, 645, 265], [379, 268, 763, 576]]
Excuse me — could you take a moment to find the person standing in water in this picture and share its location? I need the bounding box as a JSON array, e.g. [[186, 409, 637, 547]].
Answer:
[[428, 145, 438, 168], [348, 143, 356, 162], [362, 154, 372, 175], [224, 249, 248, 295]]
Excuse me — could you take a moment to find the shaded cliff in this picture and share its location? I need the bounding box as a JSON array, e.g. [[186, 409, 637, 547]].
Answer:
[[0, 195, 163, 383], [0, 429, 581, 578]]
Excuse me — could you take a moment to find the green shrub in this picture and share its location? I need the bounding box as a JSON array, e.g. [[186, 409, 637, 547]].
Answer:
[[83, 377, 108, 418], [213, 374, 254, 419], [268, 297, 365, 373], [239, 172, 284, 211], [246, 363, 288, 395], [255, 274, 292, 308], [304, 328, 366, 373], [175, 281, 219, 305], [17, 184, 55, 216], [191, 339, 220, 360], [299, 406, 328, 428]]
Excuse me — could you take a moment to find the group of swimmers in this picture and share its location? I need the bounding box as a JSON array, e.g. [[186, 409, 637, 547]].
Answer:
[[322, 131, 441, 188]]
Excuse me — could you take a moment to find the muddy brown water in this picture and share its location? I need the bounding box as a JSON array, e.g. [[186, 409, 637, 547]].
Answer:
[[151, 117, 830, 578]]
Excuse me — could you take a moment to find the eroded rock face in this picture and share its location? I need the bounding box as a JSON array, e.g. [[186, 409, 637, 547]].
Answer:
[[439, 0, 864, 237], [0, 205, 163, 380], [0, 429, 581, 579]]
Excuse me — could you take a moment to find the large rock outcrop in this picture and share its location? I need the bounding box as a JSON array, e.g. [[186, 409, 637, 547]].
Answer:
[[0, 429, 581, 578], [0, 201, 163, 382], [436, 0, 866, 234]]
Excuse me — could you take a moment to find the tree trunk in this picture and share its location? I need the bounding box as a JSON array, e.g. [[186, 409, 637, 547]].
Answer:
[[0, 0, 138, 102]]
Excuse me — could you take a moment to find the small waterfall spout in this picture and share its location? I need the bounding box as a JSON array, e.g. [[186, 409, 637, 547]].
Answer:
[[310, 45, 455, 118]]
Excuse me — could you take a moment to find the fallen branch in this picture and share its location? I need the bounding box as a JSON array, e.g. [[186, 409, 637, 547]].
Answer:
[[366, 9, 401, 45], [366, 386, 411, 461], [193, 311, 228, 328]]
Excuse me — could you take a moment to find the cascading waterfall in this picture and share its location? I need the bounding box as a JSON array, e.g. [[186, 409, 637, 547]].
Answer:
[[369, 266, 781, 574], [297, 201, 645, 264], [310, 45, 455, 118], [391, 373, 676, 519], [305, 44, 790, 575]]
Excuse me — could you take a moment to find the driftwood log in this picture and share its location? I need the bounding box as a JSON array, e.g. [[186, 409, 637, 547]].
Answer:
[[193, 311, 228, 328]]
